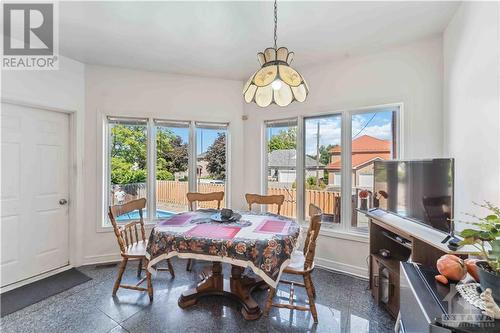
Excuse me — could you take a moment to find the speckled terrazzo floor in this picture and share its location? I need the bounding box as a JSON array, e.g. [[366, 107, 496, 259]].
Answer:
[[0, 258, 395, 333]]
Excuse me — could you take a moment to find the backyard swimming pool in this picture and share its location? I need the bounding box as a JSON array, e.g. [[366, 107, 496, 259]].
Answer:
[[116, 209, 174, 221]]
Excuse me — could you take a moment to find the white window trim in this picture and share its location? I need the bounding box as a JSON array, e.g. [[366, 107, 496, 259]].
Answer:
[[261, 102, 404, 235], [100, 116, 231, 230], [262, 117, 300, 214], [194, 121, 231, 209]]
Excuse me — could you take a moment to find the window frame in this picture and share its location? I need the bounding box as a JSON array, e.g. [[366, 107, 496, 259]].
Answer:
[[102, 117, 230, 227], [262, 118, 300, 216], [261, 103, 403, 235], [194, 121, 230, 209], [346, 106, 401, 233], [152, 119, 192, 216], [303, 112, 343, 229]]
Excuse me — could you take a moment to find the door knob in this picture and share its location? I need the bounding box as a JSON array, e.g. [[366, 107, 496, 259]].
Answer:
[[59, 199, 68, 205]]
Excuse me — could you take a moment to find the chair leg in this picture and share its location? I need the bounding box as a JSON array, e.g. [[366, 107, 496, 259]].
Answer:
[[186, 259, 192, 271], [137, 258, 143, 278], [310, 277, 316, 298], [265, 287, 276, 316], [167, 259, 175, 278], [304, 273, 318, 323], [146, 260, 153, 301], [113, 258, 128, 296]]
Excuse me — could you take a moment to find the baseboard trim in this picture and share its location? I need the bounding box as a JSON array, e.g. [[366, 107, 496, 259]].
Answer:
[[1, 265, 74, 293], [81, 253, 368, 280], [315, 257, 368, 279], [82, 253, 122, 266]]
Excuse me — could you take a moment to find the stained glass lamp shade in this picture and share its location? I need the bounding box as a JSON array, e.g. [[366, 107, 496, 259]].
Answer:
[[243, 47, 309, 107]]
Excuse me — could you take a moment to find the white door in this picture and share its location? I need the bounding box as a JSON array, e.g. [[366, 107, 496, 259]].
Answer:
[[1, 103, 70, 287]]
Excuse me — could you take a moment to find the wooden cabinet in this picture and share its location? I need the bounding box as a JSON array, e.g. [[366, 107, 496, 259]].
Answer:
[[370, 254, 400, 317], [367, 210, 475, 319]]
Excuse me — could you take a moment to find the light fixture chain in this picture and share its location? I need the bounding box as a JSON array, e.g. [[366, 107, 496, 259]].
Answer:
[[274, 0, 278, 50]]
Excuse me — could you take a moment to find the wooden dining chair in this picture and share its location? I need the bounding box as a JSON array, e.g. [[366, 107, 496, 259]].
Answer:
[[185, 191, 225, 271], [265, 203, 322, 322], [108, 198, 174, 301], [245, 193, 285, 215]]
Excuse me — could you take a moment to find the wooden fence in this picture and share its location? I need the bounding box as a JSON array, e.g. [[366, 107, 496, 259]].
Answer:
[[156, 180, 225, 209], [155, 180, 340, 216], [112, 181, 341, 217], [267, 187, 340, 218]]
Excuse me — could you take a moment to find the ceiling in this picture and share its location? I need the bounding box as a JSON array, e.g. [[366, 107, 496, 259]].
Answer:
[[59, 1, 460, 80]]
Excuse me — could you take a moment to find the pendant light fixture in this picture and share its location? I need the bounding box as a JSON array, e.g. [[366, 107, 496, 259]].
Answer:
[[243, 0, 309, 107]]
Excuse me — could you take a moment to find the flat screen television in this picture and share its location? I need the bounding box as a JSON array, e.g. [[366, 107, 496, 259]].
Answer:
[[373, 158, 454, 234]]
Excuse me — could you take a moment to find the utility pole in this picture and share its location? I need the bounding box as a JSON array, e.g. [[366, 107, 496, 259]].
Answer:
[[316, 122, 320, 186]]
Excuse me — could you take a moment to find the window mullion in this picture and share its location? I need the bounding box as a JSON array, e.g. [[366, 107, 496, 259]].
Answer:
[[296, 116, 305, 221], [340, 111, 352, 232], [147, 118, 156, 222], [188, 121, 196, 194]]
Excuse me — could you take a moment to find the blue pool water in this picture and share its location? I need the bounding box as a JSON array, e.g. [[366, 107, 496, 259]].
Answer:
[[116, 209, 174, 221]]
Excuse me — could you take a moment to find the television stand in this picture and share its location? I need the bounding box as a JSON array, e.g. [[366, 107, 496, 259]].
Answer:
[[367, 209, 476, 318]]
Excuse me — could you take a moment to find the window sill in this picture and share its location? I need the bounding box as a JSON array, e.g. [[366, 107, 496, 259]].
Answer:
[[97, 221, 156, 233], [318, 227, 369, 243]]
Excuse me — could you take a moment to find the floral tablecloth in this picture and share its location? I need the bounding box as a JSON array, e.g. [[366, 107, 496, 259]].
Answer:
[[146, 209, 300, 287]]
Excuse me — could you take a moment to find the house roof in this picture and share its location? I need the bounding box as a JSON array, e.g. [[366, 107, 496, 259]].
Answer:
[[327, 153, 391, 170], [268, 149, 323, 168], [330, 135, 391, 154], [327, 135, 391, 170]]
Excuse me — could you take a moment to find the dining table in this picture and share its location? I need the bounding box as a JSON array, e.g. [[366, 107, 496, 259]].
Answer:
[[145, 209, 300, 320]]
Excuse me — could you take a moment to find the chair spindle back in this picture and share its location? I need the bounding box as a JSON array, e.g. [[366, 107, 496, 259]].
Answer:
[[186, 192, 224, 211], [245, 193, 285, 215], [108, 198, 147, 254]]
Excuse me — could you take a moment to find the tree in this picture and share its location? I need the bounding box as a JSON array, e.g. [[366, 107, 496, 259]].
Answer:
[[319, 144, 336, 165], [156, 129, 188, 174], [110, 125, 187, 186], [111, 124, 147, 169], [205, 132, 226, 180], [268, 128, 297, 152], [111, 157, 146, 184]]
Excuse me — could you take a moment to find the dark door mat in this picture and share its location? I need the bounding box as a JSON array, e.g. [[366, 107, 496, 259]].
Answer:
[[1, 268, 92, 317]]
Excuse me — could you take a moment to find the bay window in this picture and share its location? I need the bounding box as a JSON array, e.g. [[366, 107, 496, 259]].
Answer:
[[104, 117, 230, 225], [263, 105, 400, 232]]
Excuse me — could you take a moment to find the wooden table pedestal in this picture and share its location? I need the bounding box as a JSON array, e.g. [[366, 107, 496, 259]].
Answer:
[[178, 261, 267, 320]]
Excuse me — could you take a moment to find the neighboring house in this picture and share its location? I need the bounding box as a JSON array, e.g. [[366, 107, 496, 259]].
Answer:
[[268, 149, 324, 184], [196, 152, 209, 178], [326, 135, 392, 187]]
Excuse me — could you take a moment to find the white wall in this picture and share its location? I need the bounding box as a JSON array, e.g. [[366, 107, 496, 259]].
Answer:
[[443, 2, 500, 227], [1, 56, 86, 266], [243, 36, 444, 277], [82, 65, 245, 264]]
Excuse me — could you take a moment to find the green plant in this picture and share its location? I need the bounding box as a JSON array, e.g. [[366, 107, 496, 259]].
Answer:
[[459, 201, 500, 274], [110, 157, 146, 184], [156, 170, 174, 181], [305, 176, 327, 190]]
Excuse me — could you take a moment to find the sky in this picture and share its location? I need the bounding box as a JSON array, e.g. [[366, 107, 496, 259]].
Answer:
[[164, 109, 394, 156], [163, 126, 226, 154], [268, 110, 394, 155]]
